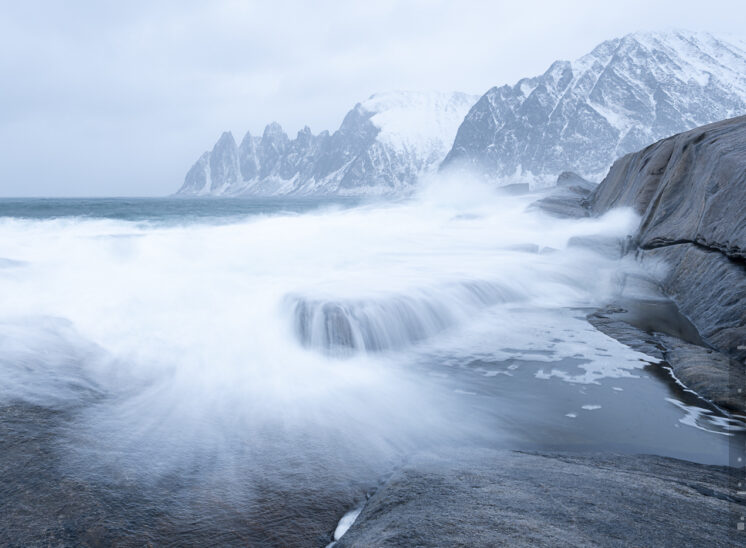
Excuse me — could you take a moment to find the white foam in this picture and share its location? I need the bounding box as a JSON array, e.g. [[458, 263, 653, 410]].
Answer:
[[333, 506, 364, 541], [666, 398, 745, 436], [0, 176, 654, 485]]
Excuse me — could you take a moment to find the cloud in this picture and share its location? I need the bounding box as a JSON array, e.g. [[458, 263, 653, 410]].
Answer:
[[0, 0, 744, 196]]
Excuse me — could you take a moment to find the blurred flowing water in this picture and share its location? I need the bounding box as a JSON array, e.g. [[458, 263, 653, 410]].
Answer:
[[0, 181, 742, 545]]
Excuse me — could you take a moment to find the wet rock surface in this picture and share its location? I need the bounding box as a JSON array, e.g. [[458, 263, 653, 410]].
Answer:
[[588, 115, 746, 364], [336, 448, 745, 547], [589, 306, 746, 412], [530, 171, 595, 218], [589, 116, 746, 260], [578, 115, 746, 412], [0, 403, 349, 547]]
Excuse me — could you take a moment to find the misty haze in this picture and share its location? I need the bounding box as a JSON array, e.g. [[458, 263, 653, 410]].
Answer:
[[1, 2, 745, 547]]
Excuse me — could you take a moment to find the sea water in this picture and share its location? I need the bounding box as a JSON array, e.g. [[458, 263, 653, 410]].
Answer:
[[0, 180, 742, 544]]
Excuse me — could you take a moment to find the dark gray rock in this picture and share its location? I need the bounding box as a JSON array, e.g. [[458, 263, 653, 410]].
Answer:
[[587, 306, 665, 361], [589, 306, 746, 411], [640, 244, 746, 364], [441, 31, 746, 185], [531, 171, 595, 218], [588, 116, 746, 365], [657, 333, 746, 412], [584, 114, 746, 412], [556, 170, 596, 191], [0, 402, 355, 547], [337, 449, 745, 547], [590, 117, 746, 259]]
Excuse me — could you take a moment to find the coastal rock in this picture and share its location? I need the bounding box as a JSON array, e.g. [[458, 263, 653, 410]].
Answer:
[[590, 117, 746, 259], [336, 449, 744, 547], [640, 244, 746, 365], [530, 171, 595, 218], [588, 115, 746, 365], [581, 115, 746, 414], [589, 306, 746, 411]]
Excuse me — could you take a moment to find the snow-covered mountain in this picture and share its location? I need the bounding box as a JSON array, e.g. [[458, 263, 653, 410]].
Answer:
[[178, 91, 477, 196], [441, 31, 746, 186]]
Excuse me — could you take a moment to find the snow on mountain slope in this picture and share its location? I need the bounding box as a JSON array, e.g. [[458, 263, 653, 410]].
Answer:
[[441, 31, 746, 187], [177, 91, 477, 196], [362, 91, 477, 162]]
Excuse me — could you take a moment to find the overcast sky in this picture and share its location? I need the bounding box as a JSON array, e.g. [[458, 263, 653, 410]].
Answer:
[[1, 0, 744, 197]]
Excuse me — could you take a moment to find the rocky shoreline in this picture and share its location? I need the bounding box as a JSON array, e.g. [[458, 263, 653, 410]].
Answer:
[[335, 117, 746, 546], [535, 115, 746, 415]]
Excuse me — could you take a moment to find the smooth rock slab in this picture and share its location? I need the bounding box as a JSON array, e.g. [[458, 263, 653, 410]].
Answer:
[[589, 306, 746, 412], [585, 115, 746, 406], [337, 449, 745, 547], [590, 116, 746, 259], [530, 171, 595, 218]]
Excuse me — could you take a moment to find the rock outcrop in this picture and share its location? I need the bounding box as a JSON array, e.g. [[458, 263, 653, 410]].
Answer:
[[336, 449, 744, 547], [588, 115, 746, 364], [530, 171, 596, 217], [579, 115, 746, 414]]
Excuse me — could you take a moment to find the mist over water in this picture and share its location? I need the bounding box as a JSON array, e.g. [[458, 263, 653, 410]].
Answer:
[[0, 178, 739, 542]]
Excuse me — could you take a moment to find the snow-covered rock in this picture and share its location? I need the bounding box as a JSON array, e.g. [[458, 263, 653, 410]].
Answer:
[[177, 91, 477, 196], [441, 31, 746, 187]]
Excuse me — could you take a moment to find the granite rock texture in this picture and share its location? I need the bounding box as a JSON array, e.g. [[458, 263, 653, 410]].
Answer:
[[336, 449, 744, 547]]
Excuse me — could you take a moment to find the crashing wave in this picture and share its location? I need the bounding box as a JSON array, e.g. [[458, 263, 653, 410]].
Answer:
[[288, 280, 520, 354]]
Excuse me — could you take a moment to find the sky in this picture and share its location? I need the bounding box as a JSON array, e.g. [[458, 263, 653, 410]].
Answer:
[[1, 0, 745, 197]]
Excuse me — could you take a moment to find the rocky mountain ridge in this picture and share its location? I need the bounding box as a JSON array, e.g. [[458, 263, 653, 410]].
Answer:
[[441, 31, 746, 186], [178, 91, 477, 196], [178, 31, 746, 197]]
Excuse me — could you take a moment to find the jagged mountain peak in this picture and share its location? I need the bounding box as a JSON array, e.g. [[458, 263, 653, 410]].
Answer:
[[214, 131, 237, 146], [262, 122, 287, 139], [178, 32, 746, 196], [441, 30, 746, 186], [178, 90, 477, 196]]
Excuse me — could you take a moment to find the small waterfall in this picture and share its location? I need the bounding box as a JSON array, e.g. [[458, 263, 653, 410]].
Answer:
[[289, 280, 520, 354]]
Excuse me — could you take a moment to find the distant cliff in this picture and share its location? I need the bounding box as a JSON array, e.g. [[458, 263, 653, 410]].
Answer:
[[178, 31, 746, 197], [177, 91, 477, 196]]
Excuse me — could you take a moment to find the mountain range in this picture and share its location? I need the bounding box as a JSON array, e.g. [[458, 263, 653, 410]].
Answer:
[[441, 31, 746, 185], [178, 31, 746, 196], [178, 91, 476, 196]]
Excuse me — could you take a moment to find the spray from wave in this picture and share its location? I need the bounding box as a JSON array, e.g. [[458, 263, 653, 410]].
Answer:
[[0, 176, 644, 528]]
